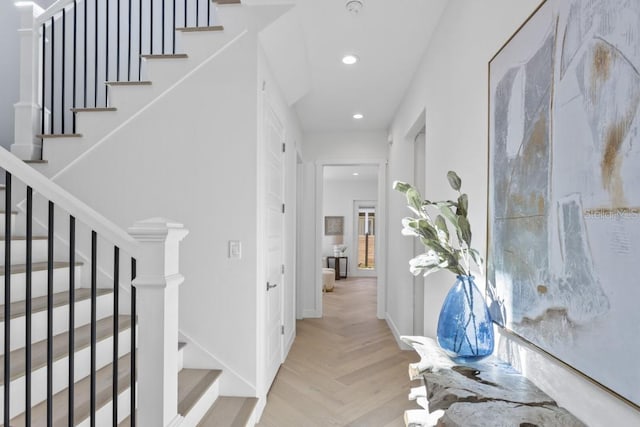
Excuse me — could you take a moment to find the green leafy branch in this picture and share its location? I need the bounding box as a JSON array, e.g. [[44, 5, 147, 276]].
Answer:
[[393, 171, 483, 278]]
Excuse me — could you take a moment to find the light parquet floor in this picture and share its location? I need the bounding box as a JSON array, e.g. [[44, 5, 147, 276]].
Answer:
[[257, 277, 421, 427]]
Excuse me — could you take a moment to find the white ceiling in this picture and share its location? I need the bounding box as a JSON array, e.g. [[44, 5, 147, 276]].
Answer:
[[323, 164, 378, 182], [285, 0, 448, 133]]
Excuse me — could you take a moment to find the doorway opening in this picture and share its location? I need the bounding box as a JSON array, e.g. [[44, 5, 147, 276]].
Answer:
[[317, 162, 386, 318]]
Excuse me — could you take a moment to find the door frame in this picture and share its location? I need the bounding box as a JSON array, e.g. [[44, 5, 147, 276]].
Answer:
[[314, 159, 387, 319]]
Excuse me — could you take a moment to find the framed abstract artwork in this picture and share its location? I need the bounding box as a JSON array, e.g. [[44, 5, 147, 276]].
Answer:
[[488, 0, 640, 408], [324, 216, 344, 236]]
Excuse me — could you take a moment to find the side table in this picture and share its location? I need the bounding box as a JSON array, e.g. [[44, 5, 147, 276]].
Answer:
[[326, 256, 348, 280]]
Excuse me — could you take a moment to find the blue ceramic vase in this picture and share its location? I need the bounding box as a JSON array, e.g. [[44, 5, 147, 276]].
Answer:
[[436, 275, 494, 362]]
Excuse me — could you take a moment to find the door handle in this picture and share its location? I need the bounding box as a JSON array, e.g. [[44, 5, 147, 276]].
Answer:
[[267, 282, 278, 291]]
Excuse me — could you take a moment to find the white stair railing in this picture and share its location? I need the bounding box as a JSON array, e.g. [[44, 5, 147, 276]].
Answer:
[[11, 0, 221, 160], [0, 146, 186, 425]]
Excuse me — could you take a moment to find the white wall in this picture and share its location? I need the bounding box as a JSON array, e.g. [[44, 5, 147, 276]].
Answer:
[[387, 0, 640, 424], [322, 175, 377, 277], [52, 26, 262, 395], [303, 131, 388, 161], [298, 130, 387, 318]]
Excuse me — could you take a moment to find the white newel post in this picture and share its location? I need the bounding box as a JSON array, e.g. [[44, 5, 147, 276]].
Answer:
[[128, 218, 189, 427], [12, 2, 44, 160]]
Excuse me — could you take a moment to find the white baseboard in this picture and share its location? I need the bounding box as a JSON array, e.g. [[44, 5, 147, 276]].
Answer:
[[302, 309, 321, 318], [385, 314, 411, 350]]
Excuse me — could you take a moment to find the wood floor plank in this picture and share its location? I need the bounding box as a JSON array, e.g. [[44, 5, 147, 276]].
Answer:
[[257, 277, 422, 427]]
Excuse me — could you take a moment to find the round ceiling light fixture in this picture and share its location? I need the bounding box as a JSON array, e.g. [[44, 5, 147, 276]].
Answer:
[[352, 172, 360, 176], [342, 54, 359, 65], [345, 0, 363, 15], [353, 113, 364, 120]]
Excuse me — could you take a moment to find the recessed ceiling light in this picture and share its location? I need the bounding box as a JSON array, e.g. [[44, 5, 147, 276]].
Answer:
[[352, 172, 360, 176], [353, 113, 364, 119], [342, 54, 359, 65]]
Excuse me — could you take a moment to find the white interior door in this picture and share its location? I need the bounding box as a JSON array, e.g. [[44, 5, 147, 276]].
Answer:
[[264, 101, 284, 389]]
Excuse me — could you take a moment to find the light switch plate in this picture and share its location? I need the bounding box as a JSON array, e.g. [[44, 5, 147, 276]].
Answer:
[[229, 240, 241, 259]]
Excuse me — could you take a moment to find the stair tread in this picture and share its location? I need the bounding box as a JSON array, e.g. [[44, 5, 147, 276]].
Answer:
[[0, 288, 112, 322], [23, 160, 48, 164], [214, 0, 242, 4], [36, 134, 83, 138], [178, 368, 222, 416], [106, 81, 152, 86], [0, 261, 83, 275], [197, 396, 258, 427], [0, 210, 18, 214], [11, 352, 132, 426], [176, 25, 224, 32], [0, 315, 131, 384], [71, 107, 117, 112], [140, 53, 189, 59], [118, 368, 222, 425]]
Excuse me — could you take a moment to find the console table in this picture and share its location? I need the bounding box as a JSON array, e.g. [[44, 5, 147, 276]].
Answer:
[[401, 336, 585, 427], [326, 256, 348, 280]]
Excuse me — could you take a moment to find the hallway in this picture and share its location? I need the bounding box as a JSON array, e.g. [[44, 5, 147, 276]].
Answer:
[[257, 277, 420, 427]]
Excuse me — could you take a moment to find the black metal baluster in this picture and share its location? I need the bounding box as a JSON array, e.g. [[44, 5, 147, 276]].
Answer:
[[162, 0, 165, 54], [184, 0, 187, 27], [3, 172, 11, 427], [51, 16, 55, 134], [62, 8, 66, 134], [47, 201, 54, 426], [90, 231, 97, 426], [130, 258, 137, 427], [128, 0, 132, 80], [150, 0, 154, 54], [208, 0, 211, 26], [117, 0, 121, 81], [73, 0, 77, 133], [138, 0, 142, 80], [25, 187, 33, 425], [94, 0, 99, 107], [172, 0, 176, 53], [196, 0, 199, 27], [84, 0, 88, 107], [106, 0, 110, 102], [41, 23, 46, 152], [68, 215, 76, 427], [113, 246, 120, 423]]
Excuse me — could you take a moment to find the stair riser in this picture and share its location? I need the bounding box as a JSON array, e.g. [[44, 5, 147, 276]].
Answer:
[[182, 379, 220, 425], [41, 138, 85, 172], [77, 387, 132, 427], [106, 84, 160, 116], [178, 346, 184, 372], [0, 240, 49, 265], [143, 58, 193, 85], [74, 110, 130, 147], [0, 212, 18, 237], [0, 265, 83, 304], [0, 293, 114, 355], [0, 328, 132, 419]]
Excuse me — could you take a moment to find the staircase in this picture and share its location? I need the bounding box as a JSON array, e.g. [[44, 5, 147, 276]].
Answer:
[[4, 0, 259, 424]]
